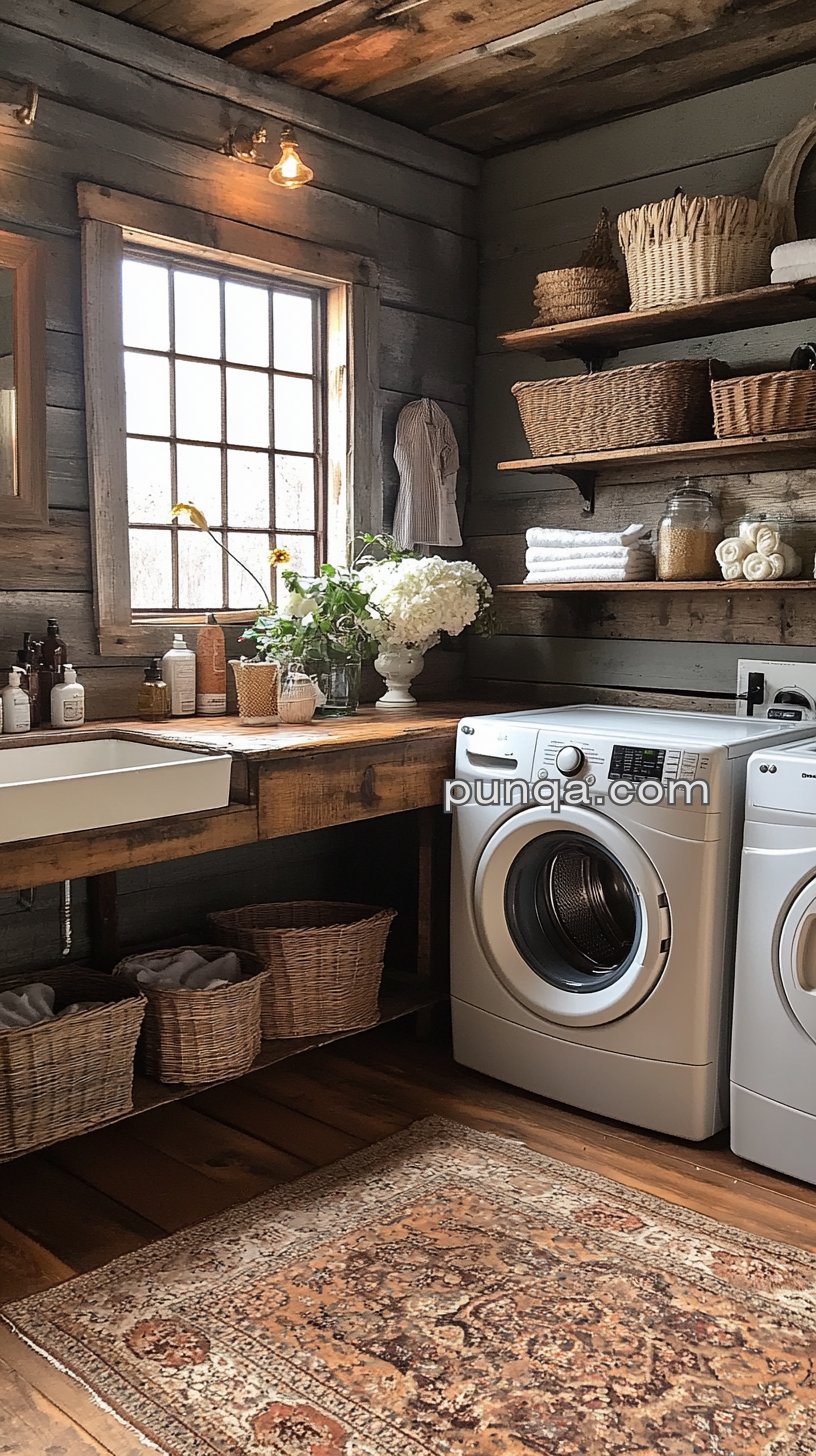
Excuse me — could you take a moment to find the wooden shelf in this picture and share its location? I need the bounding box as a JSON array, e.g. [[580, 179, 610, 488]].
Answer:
[[498, 431, 816, 478], [498, 580, 816, 593], [499, 277, 816, 361]]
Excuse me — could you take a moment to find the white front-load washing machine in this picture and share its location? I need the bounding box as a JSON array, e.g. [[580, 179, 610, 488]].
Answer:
[[451, 706, 816, 1140], [731, 741, 816, 1183]]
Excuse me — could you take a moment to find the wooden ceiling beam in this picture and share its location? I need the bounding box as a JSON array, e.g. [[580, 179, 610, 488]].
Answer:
[[77, 0, 333, 52]]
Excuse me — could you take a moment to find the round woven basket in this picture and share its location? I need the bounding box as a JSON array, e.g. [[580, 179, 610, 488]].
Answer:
[[533, 208, 629, 323], [617, 194, 783, 310], [209, 901, 396, 1038], [711, 371, 816, 438], [0, 969, 145, 1158], [113, 945, 265, 1085], [512, 360, 713, 457]]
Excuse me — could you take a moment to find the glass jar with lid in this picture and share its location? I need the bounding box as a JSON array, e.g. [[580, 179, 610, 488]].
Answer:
[[656, 482, 723, 581]]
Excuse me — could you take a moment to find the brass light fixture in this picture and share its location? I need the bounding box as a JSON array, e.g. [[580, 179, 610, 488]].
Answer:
[[269, 127, 314, 190], [13, 84, 39, 127], [226, 123, 267, 162]]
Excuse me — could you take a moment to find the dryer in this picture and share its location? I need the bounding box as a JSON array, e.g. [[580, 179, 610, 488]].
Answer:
[[731, 741, 816, 1183], [451, 706, 816, 1140]]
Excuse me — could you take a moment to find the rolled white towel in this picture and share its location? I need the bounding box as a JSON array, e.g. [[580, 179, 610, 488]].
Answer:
[[755, 524, 781, 557], [738, 520, 762, 545], [715, 537, 751, 568], [743, 551, 783, 581], [525, 524, 649, 549], [720, 561, 744, 581], [771, 239, 816, 270], [776, 541, 802, 577]]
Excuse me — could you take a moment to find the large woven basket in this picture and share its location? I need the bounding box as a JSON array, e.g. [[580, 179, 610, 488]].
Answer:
[[617, 194, 783, 310], [209, 901, 396, 1038], [113, 945, 265, 1085], [512, 360, 714, 457], [0, 969, 145, 1159], [534, 208, 629, 323], [711, 371, 816, 438]]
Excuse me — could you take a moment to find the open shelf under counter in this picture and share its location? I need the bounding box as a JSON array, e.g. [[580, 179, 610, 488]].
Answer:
[[497, 579, 816, 594], [498, 277, 816, 361]]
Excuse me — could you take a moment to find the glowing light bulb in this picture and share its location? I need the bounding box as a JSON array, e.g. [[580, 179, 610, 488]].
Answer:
[[269, 128, 314, 189]]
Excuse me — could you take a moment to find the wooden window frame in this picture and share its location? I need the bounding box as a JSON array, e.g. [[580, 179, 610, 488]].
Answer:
[[78, 183, 382, 657], [0, 230, 47, 528]]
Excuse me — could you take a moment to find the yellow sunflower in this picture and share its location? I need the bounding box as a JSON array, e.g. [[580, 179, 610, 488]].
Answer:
[[269, 546, 292, 567]]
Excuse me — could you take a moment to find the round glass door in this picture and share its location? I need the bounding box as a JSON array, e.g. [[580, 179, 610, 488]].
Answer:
[[778, 879, 816, 1045], [474, 806, 670, 1027]]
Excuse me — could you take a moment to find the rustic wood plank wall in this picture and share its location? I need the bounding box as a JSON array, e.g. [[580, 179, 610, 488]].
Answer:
[[0, 2, 478, 719], [469, 63, 816, 711]]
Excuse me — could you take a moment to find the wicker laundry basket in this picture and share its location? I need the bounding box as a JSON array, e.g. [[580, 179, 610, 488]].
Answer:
[[113, 945, 265, 1085], [230, 659, 279, 725], [512, 359, 714, 457], [711, 370, 816, 438], [533, 209, 629, 323], [0, 968, 145, 1159], [209, 901, 396, 1038], [617, 193, 783, 310]]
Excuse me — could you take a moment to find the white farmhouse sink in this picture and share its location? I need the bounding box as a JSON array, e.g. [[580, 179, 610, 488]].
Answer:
[[0, 737, 232, 845]]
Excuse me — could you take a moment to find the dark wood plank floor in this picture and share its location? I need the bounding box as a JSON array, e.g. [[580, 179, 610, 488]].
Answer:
[[1, 1022, 814, 1454]]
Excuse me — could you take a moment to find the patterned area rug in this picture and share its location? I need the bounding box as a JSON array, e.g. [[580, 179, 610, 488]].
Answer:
[[4, 1117, 816, 1456]]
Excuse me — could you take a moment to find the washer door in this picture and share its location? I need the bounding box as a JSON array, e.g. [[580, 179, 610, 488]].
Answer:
[[777, 879, 816, 1045], [474, 805, 671, 1027]]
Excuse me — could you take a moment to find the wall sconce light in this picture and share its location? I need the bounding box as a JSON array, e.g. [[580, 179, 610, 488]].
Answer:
[[269, 127, 314, 189], [13, 84, 39, 128], [226, 123, 267, 162]]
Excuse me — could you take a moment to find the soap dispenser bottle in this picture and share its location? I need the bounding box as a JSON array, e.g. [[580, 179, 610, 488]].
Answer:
[[51, 664, 85, 728], [138, 658, 171, 721], [162, 633, 196, 717], [2, 668, 32, 734]]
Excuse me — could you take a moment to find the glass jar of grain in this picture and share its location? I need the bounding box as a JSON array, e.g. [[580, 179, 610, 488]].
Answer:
[[657, 484, 722, 581]]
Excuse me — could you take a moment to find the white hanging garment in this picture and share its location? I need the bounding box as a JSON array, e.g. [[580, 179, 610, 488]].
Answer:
[[392, 398, 462, 549]]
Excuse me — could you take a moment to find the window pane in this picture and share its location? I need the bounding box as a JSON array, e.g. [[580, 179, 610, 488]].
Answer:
[[273, 375, 314, 452], [174, 270, 221, 359], [125, 352, 171, 436], [177, 443, 222, 527], [275, 533, 315, 576], [273, 292, 313, 374], [226, 367, 270, 448], [127, 439, 171, 523], [130, 528, 172, 609], [275, 454, 315, 530], [122, 260, 169, 351], [225, 281, 269, 367], [228, 450, 269, 528], [178, 528, 223, 610], [228, 532, 271, 609], [176, 360, 221, 443]]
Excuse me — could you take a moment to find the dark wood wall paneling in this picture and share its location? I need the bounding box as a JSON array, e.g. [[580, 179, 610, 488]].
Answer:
[[0, 4, 478, 720], [468, 63, 816, 713]]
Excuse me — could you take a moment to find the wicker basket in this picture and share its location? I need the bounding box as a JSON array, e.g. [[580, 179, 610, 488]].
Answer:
[[209, 901, 396, 1038], [113, 945, 265, 1085], [512, 360, 714, 457], [617, 194, 783, 310], [0, 969, 145, 1159], [534, 209, 629, 323], [230, 659, 279, 725], [711, 370, 816, 439]]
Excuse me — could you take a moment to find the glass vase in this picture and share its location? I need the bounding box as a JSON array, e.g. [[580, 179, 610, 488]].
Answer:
[[305, 651, 361, 717]]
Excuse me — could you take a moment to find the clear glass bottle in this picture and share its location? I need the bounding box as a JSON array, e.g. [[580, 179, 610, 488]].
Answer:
[[137, 658, 171, 721], [657, 482, 723, 581]]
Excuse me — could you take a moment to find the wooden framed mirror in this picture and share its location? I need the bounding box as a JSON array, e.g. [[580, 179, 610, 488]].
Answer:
[[0, 231, 47, 527]]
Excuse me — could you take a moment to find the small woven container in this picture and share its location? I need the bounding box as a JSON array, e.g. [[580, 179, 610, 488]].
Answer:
[[113, 945, 265, 1085], [711, 371, 816, 438], [533, 209, 629, 323], [618, 194, 783, 310], [209, 901, 396, 1038], [512, 359, 714, 457], [230, 659, 279, 725], [0, 969, 145, 1159]]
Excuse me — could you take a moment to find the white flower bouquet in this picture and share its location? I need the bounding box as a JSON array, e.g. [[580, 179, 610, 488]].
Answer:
[[358, 553, 493, 653]]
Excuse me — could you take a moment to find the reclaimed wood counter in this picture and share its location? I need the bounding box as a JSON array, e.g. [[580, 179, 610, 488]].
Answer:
[[0, 702, 494, 891]]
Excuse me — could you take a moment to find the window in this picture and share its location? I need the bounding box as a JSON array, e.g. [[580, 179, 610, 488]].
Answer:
[[123, 253, 327, 615], [78, 183, 382, 656]]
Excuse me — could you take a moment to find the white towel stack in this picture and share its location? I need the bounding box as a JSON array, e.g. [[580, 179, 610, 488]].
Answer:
[[0, 982, 105, 1031], [714, 520, 802, 582], [523, 524, 654, 583], [771, 240, 816, 284], [117, 947, 243, 991]]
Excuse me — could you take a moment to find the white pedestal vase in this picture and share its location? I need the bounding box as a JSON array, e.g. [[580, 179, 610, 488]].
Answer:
[[374, 645, 425, 710]]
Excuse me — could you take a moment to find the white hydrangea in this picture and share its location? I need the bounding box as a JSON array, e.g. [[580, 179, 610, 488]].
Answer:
[[359, 556, 491, 652]]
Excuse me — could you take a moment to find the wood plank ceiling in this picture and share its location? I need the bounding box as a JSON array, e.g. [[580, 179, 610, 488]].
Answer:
[[77, 0, 816, 153]]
